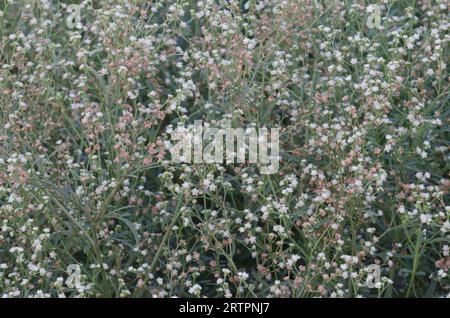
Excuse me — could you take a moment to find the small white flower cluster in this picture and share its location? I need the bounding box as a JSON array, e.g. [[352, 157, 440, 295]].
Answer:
[[0, 0, 448, 299]]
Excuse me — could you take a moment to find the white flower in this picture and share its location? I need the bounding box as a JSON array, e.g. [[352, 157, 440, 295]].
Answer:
[[273, 224, 285, 234], [420, 214, 432, 225], [188, 284, 202, 295], [321, 189, 331, 199], [237, 272, 249, 281]]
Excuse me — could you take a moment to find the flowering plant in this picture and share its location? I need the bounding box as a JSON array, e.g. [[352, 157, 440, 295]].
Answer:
[[0, 0, 448, 298]]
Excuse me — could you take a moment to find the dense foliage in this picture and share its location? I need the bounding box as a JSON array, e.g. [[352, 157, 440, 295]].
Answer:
[[0, 0, 449, 297]]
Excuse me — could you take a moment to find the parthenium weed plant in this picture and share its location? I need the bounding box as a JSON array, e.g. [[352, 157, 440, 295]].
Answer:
[[0, 0, 449, 298]]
